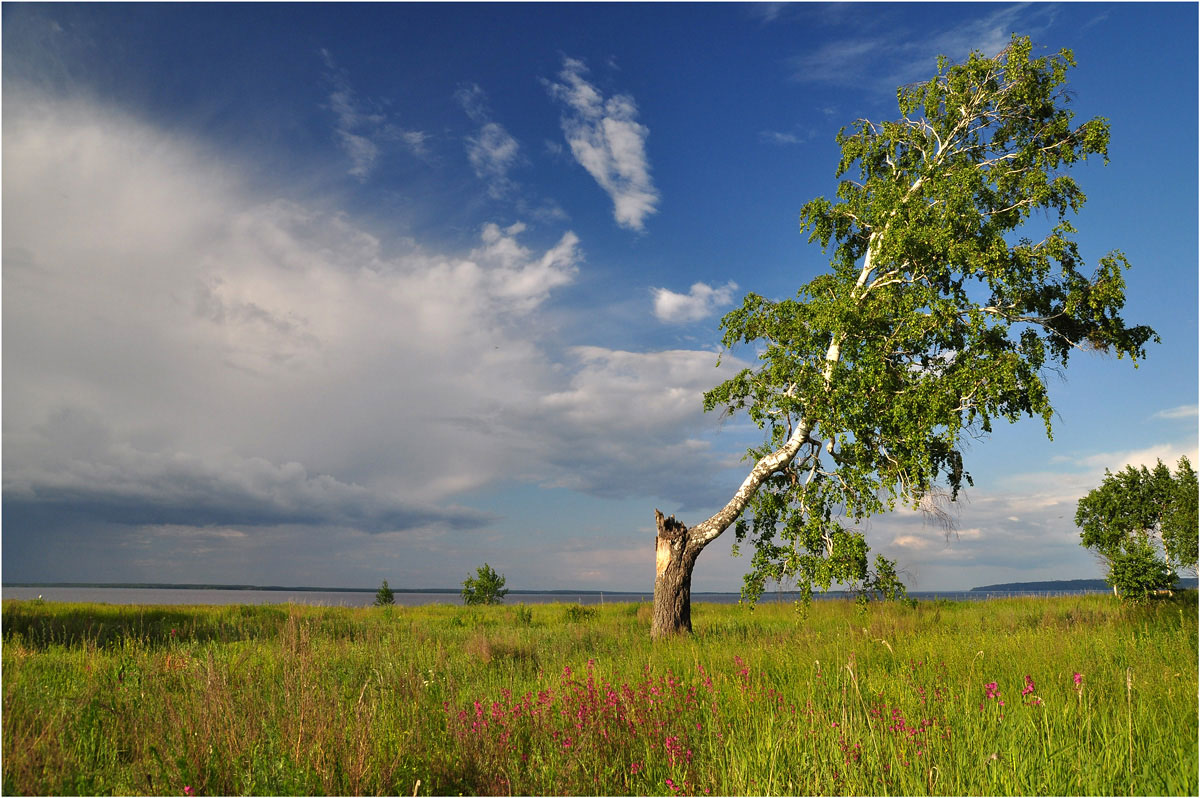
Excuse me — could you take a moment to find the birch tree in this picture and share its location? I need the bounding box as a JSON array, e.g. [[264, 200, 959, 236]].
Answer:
[[1076, 456, 1198, 600], [650, 35, 1158, 638]]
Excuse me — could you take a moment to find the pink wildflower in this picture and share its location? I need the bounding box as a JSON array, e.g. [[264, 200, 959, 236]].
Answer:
[[183, 788, 195, 797], [984, 681, 1000, 699], [1021, 675, 1035, 696], [1073, 672, 1083, 687], [630, 762, 642, 775], [666, 777, 679, 792]]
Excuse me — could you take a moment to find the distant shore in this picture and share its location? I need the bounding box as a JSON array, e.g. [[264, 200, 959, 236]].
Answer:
[[2, 582, 647, 595], [11, 577, 1196, 594]]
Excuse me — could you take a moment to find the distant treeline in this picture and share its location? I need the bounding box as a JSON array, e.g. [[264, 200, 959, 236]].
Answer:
[[971, 577, 1199, 592], [2, 582, 643, 596]]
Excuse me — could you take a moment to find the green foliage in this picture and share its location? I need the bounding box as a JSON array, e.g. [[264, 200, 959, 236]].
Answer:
[[1075, 456, 1197, 599], [374, 579, 395, 606], [1162, 457, 1199, 573], [562, 603, 597, 623], [461, 563, 509, 606], [705, 35, 1156, 605], [1107, 539, 1175, 603]]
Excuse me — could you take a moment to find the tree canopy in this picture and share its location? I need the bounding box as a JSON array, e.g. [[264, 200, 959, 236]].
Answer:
[[700, 35, 1158, 606]]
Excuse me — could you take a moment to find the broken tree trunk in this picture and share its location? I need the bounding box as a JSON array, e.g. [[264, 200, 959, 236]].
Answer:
[[651, 510, 705, 638]]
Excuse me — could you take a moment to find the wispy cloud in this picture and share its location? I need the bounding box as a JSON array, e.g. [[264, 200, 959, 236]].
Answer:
[[653, 281, 738, 323], [1153, 404, 1198, 421], [760, 129, 806, 146], [788, 5, 1057, 95], [545, 57, 659, 231], [456, 83, 522, 199], [748, 3, 789, 24], [319, 49, 427, 180]]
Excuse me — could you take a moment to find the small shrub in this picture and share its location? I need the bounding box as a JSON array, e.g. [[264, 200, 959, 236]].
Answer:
[[563, 604, 596, 623], [513, 604, 533, 626], [462, 564, 509, 606], [374, 579, 395, 606]]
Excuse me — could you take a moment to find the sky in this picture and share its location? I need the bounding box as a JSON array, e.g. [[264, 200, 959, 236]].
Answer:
[[3, 2, 1196, 593]]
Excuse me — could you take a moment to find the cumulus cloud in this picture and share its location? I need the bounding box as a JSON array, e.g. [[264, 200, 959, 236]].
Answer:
[[320, 48, 427, 179], [2, 90, 745, 586], [545, 57, 659, 231], [653, 281, 738, 323]]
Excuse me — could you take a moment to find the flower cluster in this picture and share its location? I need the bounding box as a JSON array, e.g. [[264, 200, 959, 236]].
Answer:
[[444, 660, 720, 794], [1020, 674, 1043, 706]]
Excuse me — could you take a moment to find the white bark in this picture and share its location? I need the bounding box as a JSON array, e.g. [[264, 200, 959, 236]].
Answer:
[[690, 243, 880, 549]]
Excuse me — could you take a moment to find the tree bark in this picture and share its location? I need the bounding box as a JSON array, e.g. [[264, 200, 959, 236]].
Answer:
[[651, 510, 704, 638], [648, 246, 876, 640]]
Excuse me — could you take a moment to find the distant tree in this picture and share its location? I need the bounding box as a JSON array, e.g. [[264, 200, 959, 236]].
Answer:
[[1076, 456, 1198, 599], [649, 34, 1157, 638], [1161, 457, 1198, 575], [462, 563, 509, 606], [374, 579, 395, 606]]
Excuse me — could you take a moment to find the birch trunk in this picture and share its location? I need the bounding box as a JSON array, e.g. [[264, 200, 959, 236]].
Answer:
[[648, 243, 880, 639], [650, 510, 700, 637]]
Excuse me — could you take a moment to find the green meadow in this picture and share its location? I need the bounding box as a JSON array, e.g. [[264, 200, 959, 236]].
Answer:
[[2, 594, 1196, 796]]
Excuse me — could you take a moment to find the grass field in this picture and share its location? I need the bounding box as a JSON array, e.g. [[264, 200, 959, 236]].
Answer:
[[2, 593, 1196, 796]]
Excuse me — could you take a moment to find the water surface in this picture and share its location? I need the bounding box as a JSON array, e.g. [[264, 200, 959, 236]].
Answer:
[[2, 586, 1108, 607]]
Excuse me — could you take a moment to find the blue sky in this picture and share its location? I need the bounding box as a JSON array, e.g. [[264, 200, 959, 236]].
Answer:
[[3, 2, 1196, 592]]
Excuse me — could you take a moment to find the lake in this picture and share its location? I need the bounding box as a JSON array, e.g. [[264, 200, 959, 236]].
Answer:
[[0, 586, 1110, 607]]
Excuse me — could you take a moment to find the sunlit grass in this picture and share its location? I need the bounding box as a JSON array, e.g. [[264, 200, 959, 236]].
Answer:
[[3, 594, 1196, 795]]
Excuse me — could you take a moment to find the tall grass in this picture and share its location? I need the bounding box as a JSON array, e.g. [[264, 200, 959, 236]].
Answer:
[[3, 594, 1196, 795]]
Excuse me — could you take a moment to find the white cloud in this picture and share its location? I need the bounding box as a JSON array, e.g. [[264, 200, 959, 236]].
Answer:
[[1077, 442, 1199, 474], [788, 5, 1057, 94], [2, 91, 741, 561], [320, 49, 427, 180], [749, 3, 789, 24], [653, 281, 738, 323], [456, 83, 524, 198], [870, 437, 1198, 589], [531, 346, 751, 503], [466, 123, 520, 196], [455, 82, 489, 123], [545, 57, 660, 231], [761, 130, 805, 145], [1153, 404, 1198, 421]]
